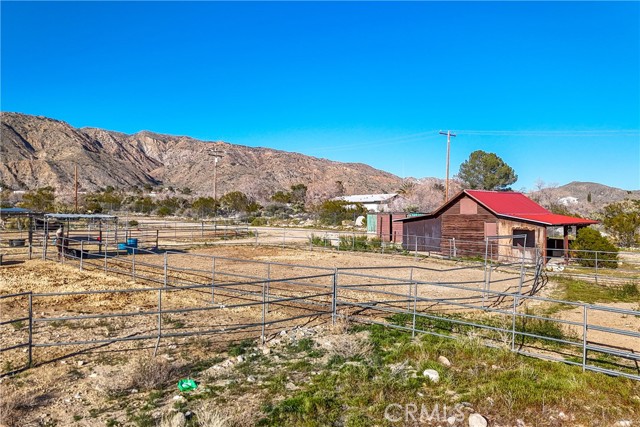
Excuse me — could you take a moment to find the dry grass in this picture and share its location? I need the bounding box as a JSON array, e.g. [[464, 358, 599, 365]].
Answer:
[[129, 354, 179, 391], [192, 401, 229, 427], [0, 389, 40, 425], [329, 334, 373, 360]]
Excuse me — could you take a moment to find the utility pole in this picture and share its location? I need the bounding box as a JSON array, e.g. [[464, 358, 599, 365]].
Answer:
[[439, 130, 456, 202], [208, 149, 224, 216], [74, 162, 78, 213]]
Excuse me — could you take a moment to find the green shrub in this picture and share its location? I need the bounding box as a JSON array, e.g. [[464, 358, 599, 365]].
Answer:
[[251, 217, 268, 226], [570, 228, 619, 269]]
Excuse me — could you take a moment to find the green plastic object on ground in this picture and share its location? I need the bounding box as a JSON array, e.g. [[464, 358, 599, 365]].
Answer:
[[177, 378, 198, 391]]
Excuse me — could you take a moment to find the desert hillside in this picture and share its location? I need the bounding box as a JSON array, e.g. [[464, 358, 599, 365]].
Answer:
[[0, 112, 403, 201]]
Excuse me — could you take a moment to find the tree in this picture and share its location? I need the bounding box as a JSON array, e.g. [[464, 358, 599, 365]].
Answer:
[[316, 200, 366, 226], [601, 199, 640, 247], [570, 228, 619, 268], [220, 191, 251, 213], [19, 187, 56, 212], [457, 150, 517, 191], [192, 197, 217, 217]]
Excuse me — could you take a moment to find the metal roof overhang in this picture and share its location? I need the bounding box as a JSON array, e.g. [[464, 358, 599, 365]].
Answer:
[[43, 214, 118, 221]]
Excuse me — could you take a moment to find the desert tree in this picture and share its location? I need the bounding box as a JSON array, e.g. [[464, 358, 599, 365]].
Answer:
[[457, 150, 517, 191]]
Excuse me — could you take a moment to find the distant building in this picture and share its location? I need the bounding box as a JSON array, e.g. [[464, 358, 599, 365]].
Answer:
[[332, 193, 398, 213], [395, 190, 597, 263]]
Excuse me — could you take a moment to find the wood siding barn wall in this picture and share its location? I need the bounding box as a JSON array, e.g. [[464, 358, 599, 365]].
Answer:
[[375, 213, 407, 243], [402, 217, 442, 251], [391, 213, 406, 243], [440, 196, 497, 257]]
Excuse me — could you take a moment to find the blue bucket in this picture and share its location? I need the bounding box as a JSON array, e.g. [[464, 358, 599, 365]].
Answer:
[[126, 238, 138, 247], [118, 242, 127, 251]]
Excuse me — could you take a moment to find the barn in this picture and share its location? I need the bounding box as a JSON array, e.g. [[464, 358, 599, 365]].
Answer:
[[396, 190, 598, 263]]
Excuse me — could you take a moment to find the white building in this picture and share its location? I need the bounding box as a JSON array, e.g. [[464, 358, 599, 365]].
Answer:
[[332, 194, 398, 213]]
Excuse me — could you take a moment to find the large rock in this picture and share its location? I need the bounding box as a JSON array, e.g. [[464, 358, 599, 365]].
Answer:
[[422, 369, 440, 383], [468, 413, 488, 427]]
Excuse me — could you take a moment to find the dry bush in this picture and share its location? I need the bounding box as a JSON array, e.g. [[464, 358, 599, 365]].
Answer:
[[195, 401, 229, 427], [0, 389, 39, 425], [328, 316, 350, 335], [130, 355, 179, 391], [330, 335, 373, 360]]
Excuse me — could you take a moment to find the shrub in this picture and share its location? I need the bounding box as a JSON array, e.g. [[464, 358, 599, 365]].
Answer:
[[570, 228, 619, 268], [251, 217, 267, 226]]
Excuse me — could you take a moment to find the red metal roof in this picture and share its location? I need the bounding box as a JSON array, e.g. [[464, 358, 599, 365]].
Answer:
[[396, 190, 598, 226], [465, 190, 598, 226]]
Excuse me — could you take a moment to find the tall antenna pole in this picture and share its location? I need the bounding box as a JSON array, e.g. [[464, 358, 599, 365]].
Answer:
[[439, 130, 457, 202]]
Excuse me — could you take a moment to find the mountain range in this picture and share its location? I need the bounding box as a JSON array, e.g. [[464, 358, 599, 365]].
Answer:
[[0, 112, 402, 202], [1, 112, 638, 213]]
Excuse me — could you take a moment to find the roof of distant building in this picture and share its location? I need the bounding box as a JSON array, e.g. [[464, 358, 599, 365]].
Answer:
[[333, 194, 398, 204]]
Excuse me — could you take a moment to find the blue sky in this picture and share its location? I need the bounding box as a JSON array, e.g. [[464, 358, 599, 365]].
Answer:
[[2, 1, 639, 190]]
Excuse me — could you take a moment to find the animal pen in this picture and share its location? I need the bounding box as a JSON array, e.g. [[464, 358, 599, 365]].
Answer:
[[1, 229, 639, 382]]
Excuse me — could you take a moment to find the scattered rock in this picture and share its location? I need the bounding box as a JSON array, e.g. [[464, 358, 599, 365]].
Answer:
[[422, 369, 440, 383], [285, 382, 299, 391], [247, 375, 256, 383], [173, 395, 185, 401], [491, 364, 500, 370], [236, 355, 245, 363], [613, 421, 632, 427], [447, 416, 457, 426], [171, 412, 186, 427], [516, 419, 526, 427], [438, 355, 452, 367], [261, 346, 271, 355], [78, 360, 85, 366], [468, 413, 488, 427], [558, 412, 568, 421], [89, 373, 98, 378]]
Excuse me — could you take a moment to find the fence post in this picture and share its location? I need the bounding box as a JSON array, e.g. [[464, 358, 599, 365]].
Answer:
[[511, 294, 519, 352], [407, 267, 414, 311], [352, 232, 355, 251], [28, 292, 33, 368], [331, 268, 338, 324], [132, 248, 136, 281], [452, 237, 456, 258], [261, 279, 267, 346], [255, 230, 259, 247], [411, 280, 418, 339], [595, 251, 598, 285], [156, 230, 159, 249], [582, 305, 588, 372], [414, 238, 418, 260], [211, 257, 216, 304], [103, 241, 108, 273], [282, 229, 286, 249], [80, 240, 84, 271], [201, 221, 204, 238], [154, 289, 162, 356], [266, 263, 271, 313], [164, 252, 168, 288]]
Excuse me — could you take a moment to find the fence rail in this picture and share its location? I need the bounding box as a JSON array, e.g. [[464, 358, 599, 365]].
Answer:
[[1, 236, 639, 381]]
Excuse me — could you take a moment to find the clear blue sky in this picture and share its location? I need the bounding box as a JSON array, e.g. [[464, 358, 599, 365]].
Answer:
[[2, 1, 639, 190]]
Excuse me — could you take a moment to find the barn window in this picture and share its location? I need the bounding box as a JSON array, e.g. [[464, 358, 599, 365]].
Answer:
[[484, 222, 497, 237], [513, 229, 535, 248], [460, 198, 477, 215]]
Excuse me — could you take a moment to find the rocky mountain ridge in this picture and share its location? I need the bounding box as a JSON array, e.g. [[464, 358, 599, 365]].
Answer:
[[0, 112, 403, 202]]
